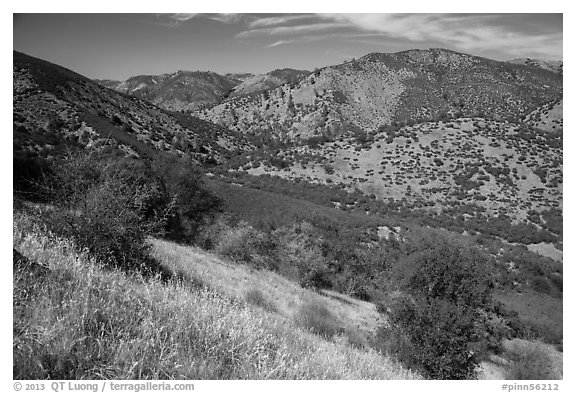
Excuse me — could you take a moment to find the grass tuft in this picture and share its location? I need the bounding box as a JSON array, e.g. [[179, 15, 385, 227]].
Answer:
[[294, 298, 344, 339], [244, 288, 277, 313], [505, 340, 562, 380]]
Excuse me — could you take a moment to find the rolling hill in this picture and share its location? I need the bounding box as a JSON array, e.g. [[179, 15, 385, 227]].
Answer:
[[197, 48, 562, 141], [97, 70, 239, 112], [13, 51, 252, 165]]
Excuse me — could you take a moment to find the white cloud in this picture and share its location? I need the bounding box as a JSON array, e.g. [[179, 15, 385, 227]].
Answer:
[[316, 13, 562, 59], [247, 14, 317, 28], [265, 40, 295, 48], [236, 22, 348, 39], [207, 13, 244, 24]]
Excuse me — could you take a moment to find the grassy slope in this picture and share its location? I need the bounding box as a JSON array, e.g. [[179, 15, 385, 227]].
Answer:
[[13, 211, 417, 380], [150, 237, 565, 381], [151, 239, 383, 341]]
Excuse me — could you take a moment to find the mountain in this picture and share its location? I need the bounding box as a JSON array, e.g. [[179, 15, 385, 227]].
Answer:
[[96, 70, 240, 112], [225, 72, 254, 82], [229, 68, 310, 98], [508, 58, 563, 74], [13, 51, 251, 165], [197, 48, 562, 141], [98, 68, 310, 112]]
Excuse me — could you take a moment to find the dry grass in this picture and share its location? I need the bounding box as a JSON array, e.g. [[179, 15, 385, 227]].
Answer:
[[13, 211, 417, 380], [294, 298, 344, 339], [504, 339, 562, 380], [244, 288, 277, 313], [151, 238, 384, 337], [478, 338, 563, 380]]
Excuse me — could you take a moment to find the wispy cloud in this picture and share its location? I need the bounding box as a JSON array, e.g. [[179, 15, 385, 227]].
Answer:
[[247, 14, 317, 28], [153, 13, 562, 59], [159, 13, 243, 27], [159, 13, 198, 27], [265, 40, 295, 48], [236, 22, 348, 39], [207, 13, 244, 24], [317, 13, 563, 59]]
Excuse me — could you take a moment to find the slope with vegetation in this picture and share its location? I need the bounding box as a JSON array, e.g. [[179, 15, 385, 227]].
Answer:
[[197, 49, 562, 141], [13, 50, 252, 172], [97, 70, 239, 112], [13, 49, 562, 380], [14, 210, 417, 380], [231, 117, 562, 246]]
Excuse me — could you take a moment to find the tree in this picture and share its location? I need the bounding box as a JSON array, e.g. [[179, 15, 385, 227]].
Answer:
[[378, 236, 500, 379]]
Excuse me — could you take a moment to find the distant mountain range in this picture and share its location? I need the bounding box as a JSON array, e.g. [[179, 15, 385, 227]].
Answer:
[[96, 68, 310, 112]]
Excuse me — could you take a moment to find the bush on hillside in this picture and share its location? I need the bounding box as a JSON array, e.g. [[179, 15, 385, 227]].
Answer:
[[505, 341, 559, 380], [294, 299, 343, 339], [380, 296, 480, 379], [377, 236, 503, 379], [44, 151, 170, 275], [151, 155, 222, 242], [244, 288, 277, 313], [273, 222, 331, 289], [13, 153, 53, 202], [216, 221, 277, 269]]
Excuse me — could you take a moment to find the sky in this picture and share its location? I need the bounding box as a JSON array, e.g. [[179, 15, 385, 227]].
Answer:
[[13, 13, 563, 81]]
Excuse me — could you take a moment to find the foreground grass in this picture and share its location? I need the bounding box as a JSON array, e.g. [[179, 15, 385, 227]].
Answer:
[[151, 238, 384, 348], [13, 211, 417, 380]]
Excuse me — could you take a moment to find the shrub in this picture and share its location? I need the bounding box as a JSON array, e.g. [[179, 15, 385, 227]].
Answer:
[[294, 299, 343, 339], [44, 152, 169, 275], [216, 222, 276, 269], [273, 222, 331, 289], [380, 296, 480, 379], [151, 154, 222, 242], [505, 341, 559, 380], [531, 276, 552, 295], [195, 214, 232, 250], [378, 237, 501, 379], [244, 288, 277, 313]]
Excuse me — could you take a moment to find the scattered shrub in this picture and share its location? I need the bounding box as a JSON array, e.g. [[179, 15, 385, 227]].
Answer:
[[505, 341, 560, 380], [244, 288, 277, 313], [531, 276, 552, 295], [43, 151, 169, 275], [294, 299, 343, 339], [216, 221, 276, 269]]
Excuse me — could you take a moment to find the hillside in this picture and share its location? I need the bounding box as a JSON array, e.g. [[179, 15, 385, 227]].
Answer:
[[508, 58, 563, 74], [13, 210, 418, 380], [197, 48, 562, 141], [13, 204, 562, 380], [524, 99, 563, 132], [229, 68, 310, 98], [14, 50, 251, 166], [97, 70, 239, 112], [236, 117, 562, 228]]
